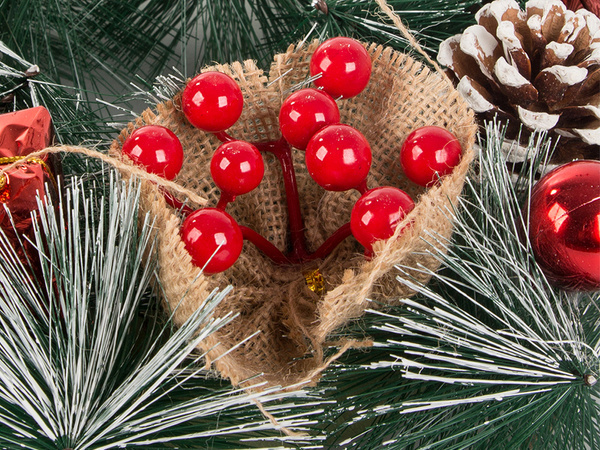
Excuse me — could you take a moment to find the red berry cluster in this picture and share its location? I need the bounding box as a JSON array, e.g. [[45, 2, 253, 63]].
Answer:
[[121, 37, 463, 275]]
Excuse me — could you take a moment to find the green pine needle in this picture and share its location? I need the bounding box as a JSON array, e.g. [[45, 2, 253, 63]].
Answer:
[[252, 0, 482, 66], [0, 174, 325, 449], [317, 123, 599, 449]]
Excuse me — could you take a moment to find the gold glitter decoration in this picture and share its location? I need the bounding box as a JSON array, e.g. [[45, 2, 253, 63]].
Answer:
[[304, 268, 325, 295], [0, 176, 9, 203]]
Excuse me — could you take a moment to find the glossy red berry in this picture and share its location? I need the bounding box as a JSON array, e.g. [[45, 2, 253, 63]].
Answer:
[[181, 71, 243, 132], [210, 140, 264, 196], [121, 125, 184, 180], [350, 186, 415, 252], [400, 126, 462, 187], [305, 124, 372, 191], [279, 88, 340, 150], [181, 208, 244, 274], [310, 37, 372, 99]]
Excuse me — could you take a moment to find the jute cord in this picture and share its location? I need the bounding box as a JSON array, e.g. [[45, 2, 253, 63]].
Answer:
[[0, 145, 209, 208]]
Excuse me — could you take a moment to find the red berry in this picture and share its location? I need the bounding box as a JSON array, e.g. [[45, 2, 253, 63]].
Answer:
[[279, 88, 340, 150], [305, 124, 372, 191], [210, 140, 264, 196], [351, 186, 415, 252], [122, 125, 184, 180], [182, 71, 243, 132], [310, 37, 372, 98], [181, 208, 243, 274], [400, 126, 462, 187]]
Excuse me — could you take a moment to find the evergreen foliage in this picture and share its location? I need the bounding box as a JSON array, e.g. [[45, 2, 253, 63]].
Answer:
[[317, 125, 599, 448], [0, 176, 324, 448]]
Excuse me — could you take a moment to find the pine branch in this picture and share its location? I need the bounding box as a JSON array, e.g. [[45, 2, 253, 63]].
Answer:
[[317, 123, 599, 449], [0, 173, 325, 449], [252, 0, 482, 66]]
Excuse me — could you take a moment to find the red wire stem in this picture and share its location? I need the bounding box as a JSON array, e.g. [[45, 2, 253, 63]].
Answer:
[[309, 222, 352, 261], [240, 225, 291, 265], [254, 138, 308, 260]]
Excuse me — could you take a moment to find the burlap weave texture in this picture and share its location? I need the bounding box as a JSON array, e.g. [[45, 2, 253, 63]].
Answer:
[[112, 40, 477, 387]]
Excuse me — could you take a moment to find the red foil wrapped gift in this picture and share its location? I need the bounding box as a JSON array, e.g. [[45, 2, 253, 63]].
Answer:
[[0, 106, 56, 268]]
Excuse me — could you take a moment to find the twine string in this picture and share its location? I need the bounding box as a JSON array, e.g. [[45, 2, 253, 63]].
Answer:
[[0, 145, 209, 207], [375, 0, 453, 84]]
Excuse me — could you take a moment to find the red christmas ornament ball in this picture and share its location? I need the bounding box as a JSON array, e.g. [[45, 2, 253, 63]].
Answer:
[[181, 208, 244, 274], [210, 140, 264, 196], [309, 37, 372, 99], [279, 88, 340, 150], [351, 186, 415, 252], [528, 160, 600, 291], [122, 125, 184, 180], [181, 71, 243, 132], [305, 124, 372, 191], [400, 126, 462, 187]]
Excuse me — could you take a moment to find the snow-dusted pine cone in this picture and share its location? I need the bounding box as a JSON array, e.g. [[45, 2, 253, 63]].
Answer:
[[438, 0, 599, 162]]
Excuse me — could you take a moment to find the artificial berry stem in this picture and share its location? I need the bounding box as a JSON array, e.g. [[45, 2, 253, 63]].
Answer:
[[356, 179, 369, 195], [254, 137, 309, 259], [240, 225, 291, 265], [310, 222, 352, 260], [162, 189, 195, 216], [216, 192, 236, 210], [214, 131, 235, 143]]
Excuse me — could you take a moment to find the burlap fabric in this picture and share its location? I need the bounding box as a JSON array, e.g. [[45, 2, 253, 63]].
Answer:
[[111, 40, 477, 388]]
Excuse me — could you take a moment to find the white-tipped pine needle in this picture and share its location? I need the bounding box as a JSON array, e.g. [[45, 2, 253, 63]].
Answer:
[[330, 121, 599, 449], [0, 173, 324, 449]]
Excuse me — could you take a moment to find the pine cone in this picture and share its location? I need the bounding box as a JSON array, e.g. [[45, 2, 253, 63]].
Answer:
[[438, 0, 600, 162]]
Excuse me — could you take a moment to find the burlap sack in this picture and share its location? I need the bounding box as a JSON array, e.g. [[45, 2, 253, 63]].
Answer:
[[111, 41, 477, 388]]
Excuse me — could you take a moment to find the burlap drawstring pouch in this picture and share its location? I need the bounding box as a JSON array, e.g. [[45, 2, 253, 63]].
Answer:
[[107, 39, 477, 388]]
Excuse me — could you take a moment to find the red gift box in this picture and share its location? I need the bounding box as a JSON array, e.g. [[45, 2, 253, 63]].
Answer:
[[0, 106, 57, 273], [0, 106, 55, 222]]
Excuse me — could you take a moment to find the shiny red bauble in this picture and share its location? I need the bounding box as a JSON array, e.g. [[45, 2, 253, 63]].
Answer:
[[181, 208, 244, 274], [279, 88, 340, 150], [309, 37, 372, 99], [400, 126, 462, 187], [210, 140, 264, 196], [527, 160, 600, 291], [350, 186, 415, 252], [121, 125, 184, 180], [181, 71, 244, 132], [305, 124, 372, 191]]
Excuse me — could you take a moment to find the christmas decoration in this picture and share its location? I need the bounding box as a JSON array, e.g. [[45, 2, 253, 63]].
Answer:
[[350, 186, 415, 254], [157, 38, 464, 275], [309, 36, 373, 98], [279, 88, 340, 150], [438, 0, 600, 163], [210, 140, 265, 197], [400, 125, 463, 187], [181, 71, 244, 132], [7, 1, 600, 448], [121, 124, 184, 180], [113, 39, 476, 389], [305, 123, 372, 192], [181, 208, 245, 274], [0, 106, 58, 274], [527, 159, 600, 290]]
